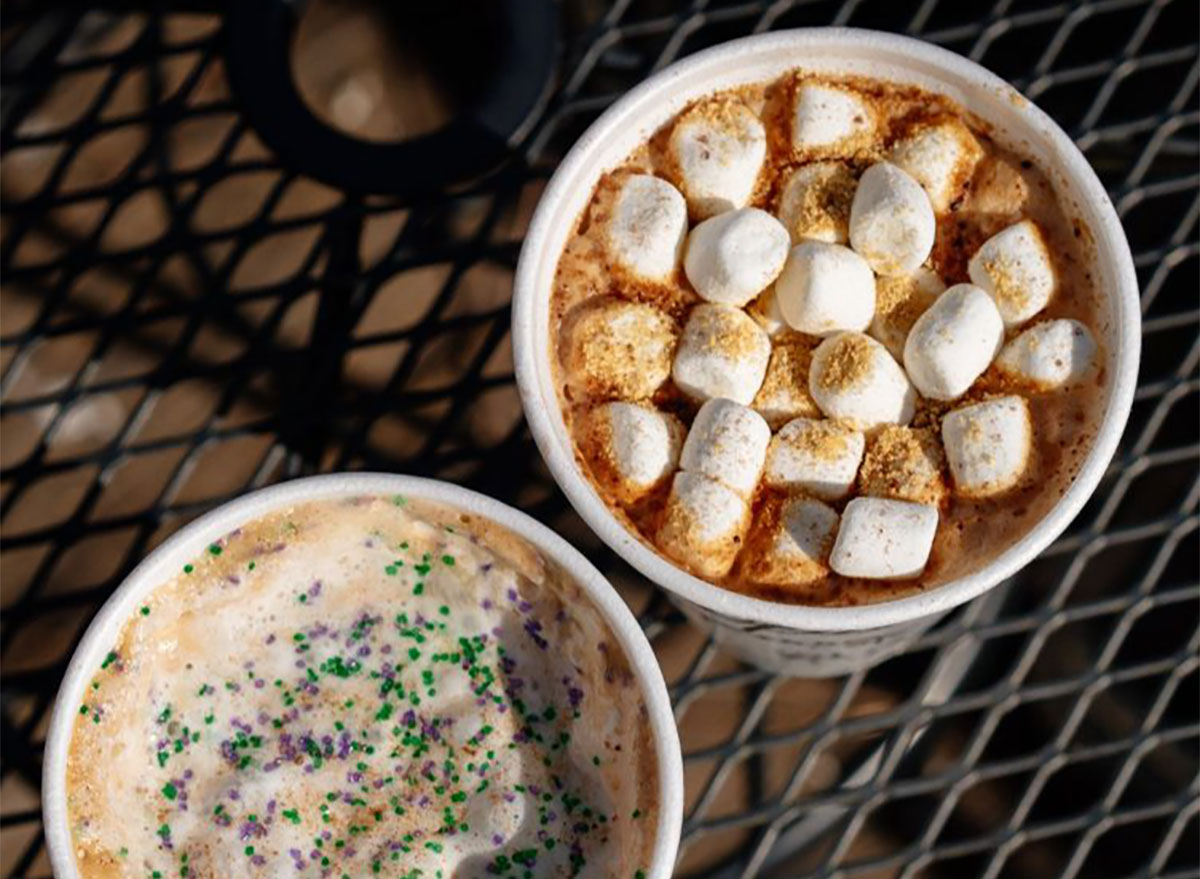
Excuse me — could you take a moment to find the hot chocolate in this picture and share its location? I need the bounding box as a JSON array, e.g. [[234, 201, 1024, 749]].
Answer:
[[549, 70, 1108, 606], [65, 495, 659, 878]]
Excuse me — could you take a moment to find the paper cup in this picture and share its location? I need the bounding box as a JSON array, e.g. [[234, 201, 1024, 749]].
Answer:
[[513, 28, 1140, 677], [43, 473, 683, 879]]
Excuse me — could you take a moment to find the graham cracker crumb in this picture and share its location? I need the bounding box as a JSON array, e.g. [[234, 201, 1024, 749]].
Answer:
[[859, 426, 946, 506], [816, 333, 874, 392]]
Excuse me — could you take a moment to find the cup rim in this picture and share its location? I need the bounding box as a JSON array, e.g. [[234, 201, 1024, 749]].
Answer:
[[41, 473, 684, 879], [512, 27, 1141, 634]]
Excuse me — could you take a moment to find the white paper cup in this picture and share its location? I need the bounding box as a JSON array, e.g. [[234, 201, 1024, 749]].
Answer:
[[513, 29, 1140, 677], [42, 473, 683, 879]]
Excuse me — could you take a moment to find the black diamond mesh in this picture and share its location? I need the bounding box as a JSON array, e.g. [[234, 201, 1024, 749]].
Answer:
[[1, 2, 1197, 878]]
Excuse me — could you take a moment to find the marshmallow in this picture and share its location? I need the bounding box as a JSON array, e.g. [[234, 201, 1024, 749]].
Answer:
[[942, 396, 1032, 497], [774, 241, 876, 336], [858, 426, 946, 507], [849, 162, 936, 276], [669, 100, 767, 218], [869, 268, 946, 359], [680, 399, 771, 497], [752, 337, 821, 427], [809, 332, 916, 429], [776, 161, 857, 244], [829, 497, 939, 579], [968, 219, 1056, 326], [903, 283, 1005, 401], [763, 417, 865, 499], [684, 208, 790, 306], [657, 471, 750, 578], [579, 402, 684, 504], [792, 83, 875, 153], [563, 297, 677, 400], [746, 286, 788, 336], [888, 117, 983, 212], [997, 319, 1098, 389], [672, 303, 771, 404], [744, 497, 839, 587], [607, 174, 688, 282]]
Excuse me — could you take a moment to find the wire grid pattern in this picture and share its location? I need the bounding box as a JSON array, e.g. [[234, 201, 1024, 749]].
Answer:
[[0, 1, 1196, 877]]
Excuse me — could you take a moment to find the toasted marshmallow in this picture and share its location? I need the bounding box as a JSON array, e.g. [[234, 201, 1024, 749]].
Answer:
[[809, 332, 916, 429], [680, 398, 771, 497], [903, 283, 1005, 401], [607, 174, 688, 282], [752, 337, 821, 427], [858, 426, 946, 506], [869, 268, 946, 359], [968, 219, 1056, 326], [579, 402, 684, 504], [669, 100, 767, 218], [672, 303, 771, 404], [849, 162, 936, 276], [763, 418, 865, 499], [942, 396, 1032, 497], [657, 471, 750, 578], [746, 286, 788, 336], [563, 297, 676, 399], [774, 241, 876, 336], [776, 161, 857, 244], [997, 319, 1097, 389], [744, 497, 839, 586], [888, 117, 983, 212], [792, 83, 875, 153], [684, 208, 790, 306], [830, 497, 939, 579]]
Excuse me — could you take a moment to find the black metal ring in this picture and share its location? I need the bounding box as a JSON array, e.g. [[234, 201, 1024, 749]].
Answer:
[[225, 0, 557, 197]]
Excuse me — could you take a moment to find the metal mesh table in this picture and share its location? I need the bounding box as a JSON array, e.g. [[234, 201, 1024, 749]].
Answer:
[[1, 2, 1197, 876]]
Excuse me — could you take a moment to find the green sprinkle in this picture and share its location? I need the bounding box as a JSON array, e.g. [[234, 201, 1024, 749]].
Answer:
[[162, 783, 177, 801], [438, 605, 450, 616], [183, 564, 194, 574], [441, 555, 455, 566], [79, 705, 89, 715], [208, 544, 222, 556], [140, 606, 151, 616], [100, 651, 118, 669], [248, 561, 256, 570], [392, 495, 407, 506]]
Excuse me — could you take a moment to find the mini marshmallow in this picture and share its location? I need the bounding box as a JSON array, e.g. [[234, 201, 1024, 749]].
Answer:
[[763, 417, 865, 500], [829, 497, 939, 579], [869, 268, 946, 359], [888, 117, 983, 212], [792, 83, 875, 153], [776, 161, 857, 244], [752, 337, 821, 427], [809, 332, 916, 429], [774, 241, 876, 336], [607, 174, 688, 282], [657, 471, 750, 578], [563, 297, 677, 400], [684, 208, 790, 306], [579, 402, 684, 504], [942, 396, 1032, 497], [669, 100, 767, 218], [849, 162, 936, 276], [680, 398, 771, 497], [746, 286, 788, 336], [744, 497, 839, 587], [968, 219, 1056, 326], [997, 319, 1098, 389], [858, 426, 946, 507], [903, 283, 1005, 401], [672, 303, 771, 404]]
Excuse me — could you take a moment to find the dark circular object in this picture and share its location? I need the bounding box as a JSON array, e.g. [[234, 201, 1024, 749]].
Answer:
[[225, 0, 557, 196]]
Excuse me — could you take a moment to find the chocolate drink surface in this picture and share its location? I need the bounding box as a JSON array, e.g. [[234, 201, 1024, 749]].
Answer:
[[66, 495, 659, 878], [550, 71, 1108, 606]]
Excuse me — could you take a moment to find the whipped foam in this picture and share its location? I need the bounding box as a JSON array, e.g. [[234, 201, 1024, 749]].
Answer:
[[66, 495, 658, 879]]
